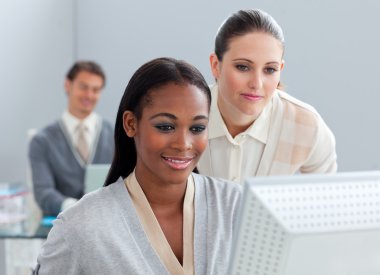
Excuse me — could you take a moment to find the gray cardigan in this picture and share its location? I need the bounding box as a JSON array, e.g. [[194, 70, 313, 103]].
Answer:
[[28, 118, 114, 216], [34, 173, 242, 275]]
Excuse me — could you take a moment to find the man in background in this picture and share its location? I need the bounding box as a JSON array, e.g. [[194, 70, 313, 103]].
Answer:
[[28, 61, 114, 216]]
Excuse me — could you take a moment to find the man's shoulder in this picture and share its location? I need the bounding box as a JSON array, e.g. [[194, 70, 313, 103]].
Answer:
[[29, 120, 65, 156], [32, 120, 62, 141], [100, 118, 113, 130]]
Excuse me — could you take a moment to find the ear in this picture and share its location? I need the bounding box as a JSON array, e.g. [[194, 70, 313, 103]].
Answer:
[[210, 53, 221, 80], [123, 111, 137, 137], [280, 59, 285, 71], [64, 79, 72, 95]]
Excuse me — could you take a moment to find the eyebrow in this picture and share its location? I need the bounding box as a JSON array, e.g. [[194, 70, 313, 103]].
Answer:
[[232, 58, 280, 66], [149, 113, 209, 121], [194, 115, 209, 121], [78, 82, 102, 89]]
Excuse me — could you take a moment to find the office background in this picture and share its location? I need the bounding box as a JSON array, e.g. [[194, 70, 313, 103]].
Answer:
[[1, 0, 379, 182]]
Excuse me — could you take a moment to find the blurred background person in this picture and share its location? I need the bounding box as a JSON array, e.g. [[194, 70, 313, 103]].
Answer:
[[28, 61, 114, 216]]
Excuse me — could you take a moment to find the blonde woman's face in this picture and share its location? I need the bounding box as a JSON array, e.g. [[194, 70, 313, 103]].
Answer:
[[211, 32, 284, 121]]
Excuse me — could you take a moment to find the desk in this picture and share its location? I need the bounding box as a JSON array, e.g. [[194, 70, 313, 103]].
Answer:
[[0, 219, 51, 275]]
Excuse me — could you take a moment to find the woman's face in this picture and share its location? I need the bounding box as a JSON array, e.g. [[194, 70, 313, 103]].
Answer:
[[211, 32, 284, 122], [124, 83, 209, 186]]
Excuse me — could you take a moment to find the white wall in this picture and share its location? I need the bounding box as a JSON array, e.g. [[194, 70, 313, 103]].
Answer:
[[0, 0, 75, 182], [2, 0, 380, 182]]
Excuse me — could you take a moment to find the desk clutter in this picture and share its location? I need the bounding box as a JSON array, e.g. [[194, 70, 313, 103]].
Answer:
[[0, 182, 28, 234]]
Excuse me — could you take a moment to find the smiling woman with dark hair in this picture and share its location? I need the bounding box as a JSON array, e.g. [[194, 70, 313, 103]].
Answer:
[[34, 57, 241, 275]]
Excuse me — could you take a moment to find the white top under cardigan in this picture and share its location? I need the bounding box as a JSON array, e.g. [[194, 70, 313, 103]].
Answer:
[[33, 173, 241, 275]]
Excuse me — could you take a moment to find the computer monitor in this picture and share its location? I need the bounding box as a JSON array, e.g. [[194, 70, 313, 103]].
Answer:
[[228, 171, 380, 275], [84, 164, 110, 193]]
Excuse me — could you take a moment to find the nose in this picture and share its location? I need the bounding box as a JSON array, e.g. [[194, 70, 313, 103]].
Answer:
[[83, 88, 97, 100], [81, 87, 91, 96], [172, 130, 193, 152], [248, 71, 263, 90]]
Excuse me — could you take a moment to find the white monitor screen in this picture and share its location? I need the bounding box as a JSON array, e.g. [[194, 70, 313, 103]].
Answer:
[[228, 171, 380, 275]]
